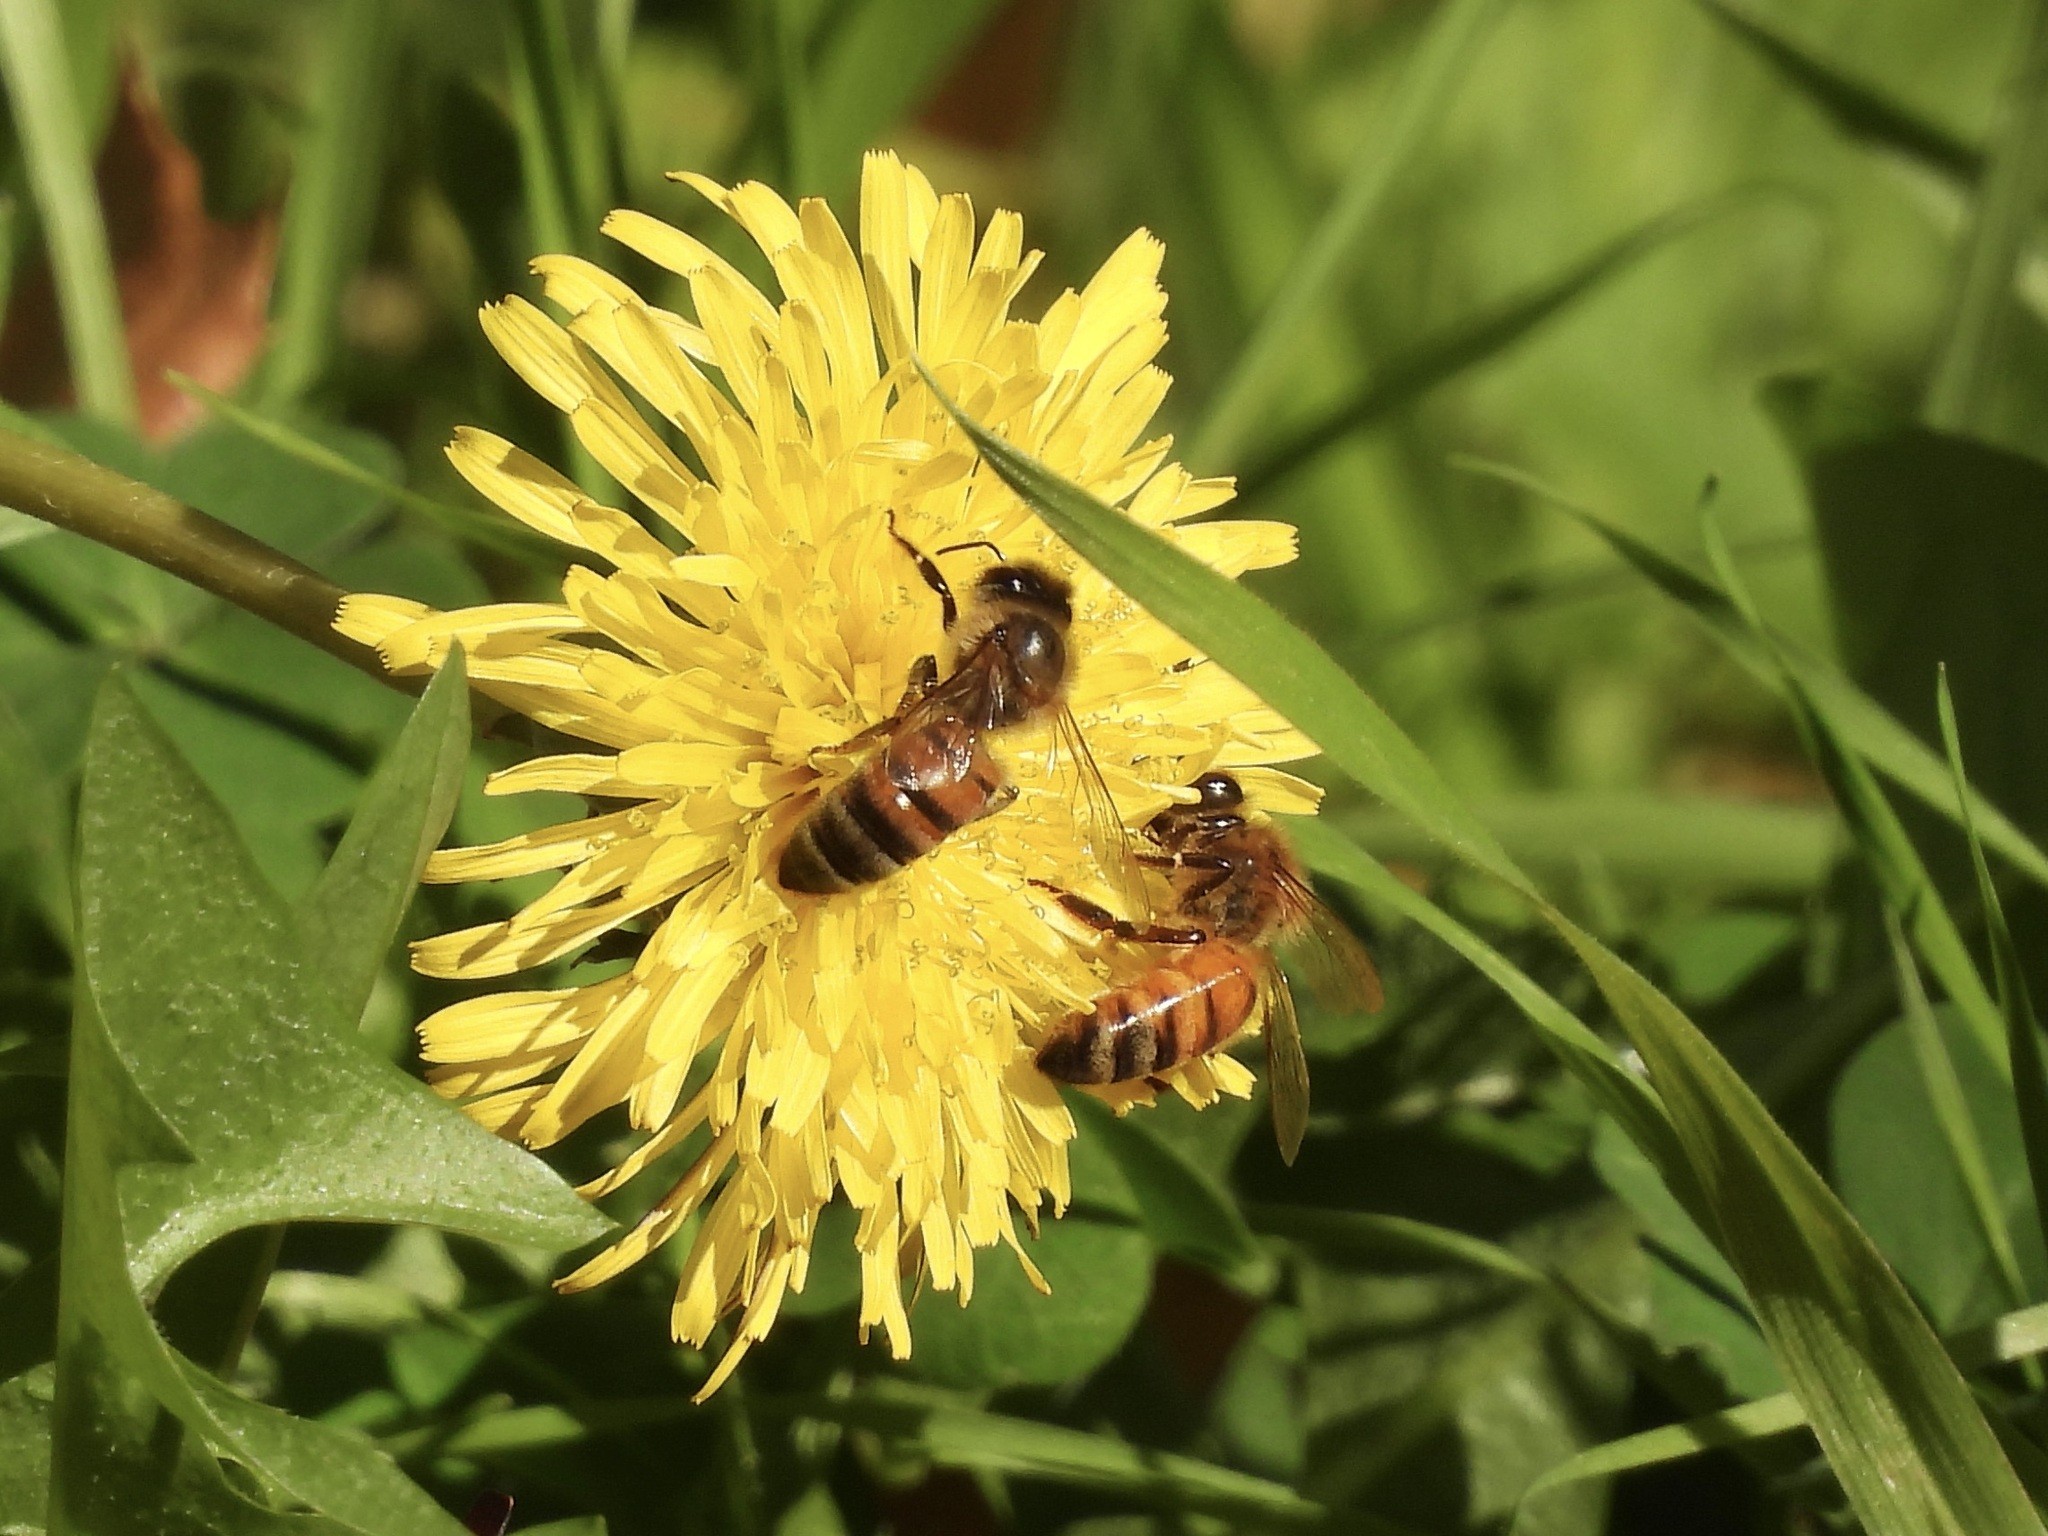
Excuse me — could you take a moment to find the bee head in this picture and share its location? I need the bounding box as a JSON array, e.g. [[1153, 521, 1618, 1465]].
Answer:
[[973, 563, 1073, 625], [972, 563, 1073, 723], [1147, 771, 1248, 848]]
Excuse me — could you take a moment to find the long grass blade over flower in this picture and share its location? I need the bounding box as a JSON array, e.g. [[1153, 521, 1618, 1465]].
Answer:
[[337, 152, 1319, 1395]]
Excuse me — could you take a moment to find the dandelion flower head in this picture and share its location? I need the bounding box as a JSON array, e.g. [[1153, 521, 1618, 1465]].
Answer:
[[338, 152, 1318, 1394]]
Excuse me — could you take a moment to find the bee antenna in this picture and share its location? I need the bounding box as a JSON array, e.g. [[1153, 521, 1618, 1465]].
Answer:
[[934, 538, 1006, 561]]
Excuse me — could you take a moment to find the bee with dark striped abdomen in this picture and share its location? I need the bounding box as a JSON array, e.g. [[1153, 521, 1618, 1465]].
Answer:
[[1032, 771, 1382, 1163], [776, 524, 1132, 898]]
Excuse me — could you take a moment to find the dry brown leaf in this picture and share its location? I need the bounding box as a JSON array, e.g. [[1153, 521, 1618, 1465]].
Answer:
[[0, 60, 280, 441]]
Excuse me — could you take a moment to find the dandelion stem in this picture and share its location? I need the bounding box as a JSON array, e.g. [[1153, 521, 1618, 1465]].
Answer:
[[0, 423, 400, 688]]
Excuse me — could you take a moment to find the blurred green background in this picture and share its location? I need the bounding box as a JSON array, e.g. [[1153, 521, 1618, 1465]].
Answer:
[[4, 0, 2048, 1532]]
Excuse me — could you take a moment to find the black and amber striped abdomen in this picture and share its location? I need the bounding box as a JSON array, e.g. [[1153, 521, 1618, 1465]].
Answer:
[[777, 715, 1010, 895], [1036, 940, 1262, 1084]]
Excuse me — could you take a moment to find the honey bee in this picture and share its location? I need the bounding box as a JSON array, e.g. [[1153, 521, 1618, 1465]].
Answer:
[[777, 520, 1134, 898], [1032, 771, 1382, 1163]]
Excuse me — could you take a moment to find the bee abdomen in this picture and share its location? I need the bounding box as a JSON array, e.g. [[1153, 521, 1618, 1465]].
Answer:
[[778, 723, 1008, 895], [1036, 943, 1261, 1085]]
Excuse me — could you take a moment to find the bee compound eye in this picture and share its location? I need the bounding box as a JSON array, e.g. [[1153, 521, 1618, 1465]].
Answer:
[[1196, 772, 1244, 810]]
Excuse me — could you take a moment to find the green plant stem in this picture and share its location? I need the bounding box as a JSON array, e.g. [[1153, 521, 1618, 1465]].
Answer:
[[1924, 0, 2048, 431], [0, 425, 393, 687], [0, 0, 137, 428]]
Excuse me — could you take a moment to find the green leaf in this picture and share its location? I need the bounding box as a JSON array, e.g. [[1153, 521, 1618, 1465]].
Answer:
[[50, 674, 608, 1534], [1590, 1120, 1780, 1400], [0, 1365, 53, 1530], [1693, 0, 1980, 183], [1071, 1095, 1272, 1292], [930, 384, 2048, 1536], [1833, 1010, 2046, 1331], [299, 654, 470, 1029], [1187, 0, 1511, 468], [1467, 454, 2048, 895], [1940, 671, 2048, 1274], [1774, 382, 2048, 856], [1235, 198, 1740, 502], [908, 1214, 1151, 1391]]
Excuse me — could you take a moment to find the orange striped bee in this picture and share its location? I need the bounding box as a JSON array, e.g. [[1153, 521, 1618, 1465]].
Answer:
[[777, 522, 1132, 898], [1033, 771, 1382, 1163]]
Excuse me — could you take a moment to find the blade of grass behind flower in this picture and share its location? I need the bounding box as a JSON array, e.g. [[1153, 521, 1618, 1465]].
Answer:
[[1187, 0, 1509, 469], [1689, 503, 2006, 1072], [1922, 0, 2048, 431], [1463, 455, 2048, 895], [504, 0, 615, 499], [0, 0, 136, 427], [259, 0, 401, 407], [1940, 670, 2048, 1263], [929, 377, 2048, 1536], [1694, 0, 1981, 183], [1235, 198, 1741, 503]]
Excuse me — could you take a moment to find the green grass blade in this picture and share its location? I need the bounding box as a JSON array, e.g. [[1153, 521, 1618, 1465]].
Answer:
[[1520, 1297, 2048, 1520], [1694, 0, 1981, 183], [793, 1391, 1324, 1524], [1246, 1204, 1545, 1286], [929, 379, 2048, 1536], [507, 0, 601, 255], [0, 0, 136, 428], [762, 0, 820, 194], [504, 0, 616, 498], [1187, 0, 1509, 469], [1517, 1393, 1810, 1526], [1939, 670, 2048, 1264], [1465, 456, 2048, 895], [1691, 503, 2006, 1072], [1334, 790, 1840, 894], [803, 0, 1004, 201], [1236, 199, 1736, 502], [259, 0, 401, 406], [1287, 816, 1678, 1165], [1923, 0, 2048, 430], [169, 372, 566, 563]]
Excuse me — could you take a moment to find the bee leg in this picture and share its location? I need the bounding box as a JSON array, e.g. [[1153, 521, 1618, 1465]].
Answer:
[[1026, 880, 1204, 945], [1145, 1074, 1172, 1093], [1136, 850, 1235, 904], [822, 655, 943, 756], [985, 781, 1020, 816], [886, 510, 958, 631], [902, 653, 940, 703]]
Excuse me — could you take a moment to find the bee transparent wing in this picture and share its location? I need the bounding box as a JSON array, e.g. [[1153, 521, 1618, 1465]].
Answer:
[[1261, 963, 1311, 1165], [1274, 868, 1384, 1018], [1048, 705, 1149, 917]]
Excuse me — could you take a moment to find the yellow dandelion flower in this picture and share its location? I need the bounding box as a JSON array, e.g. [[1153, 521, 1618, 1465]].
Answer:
[[338, 152, 1321, 1396]]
